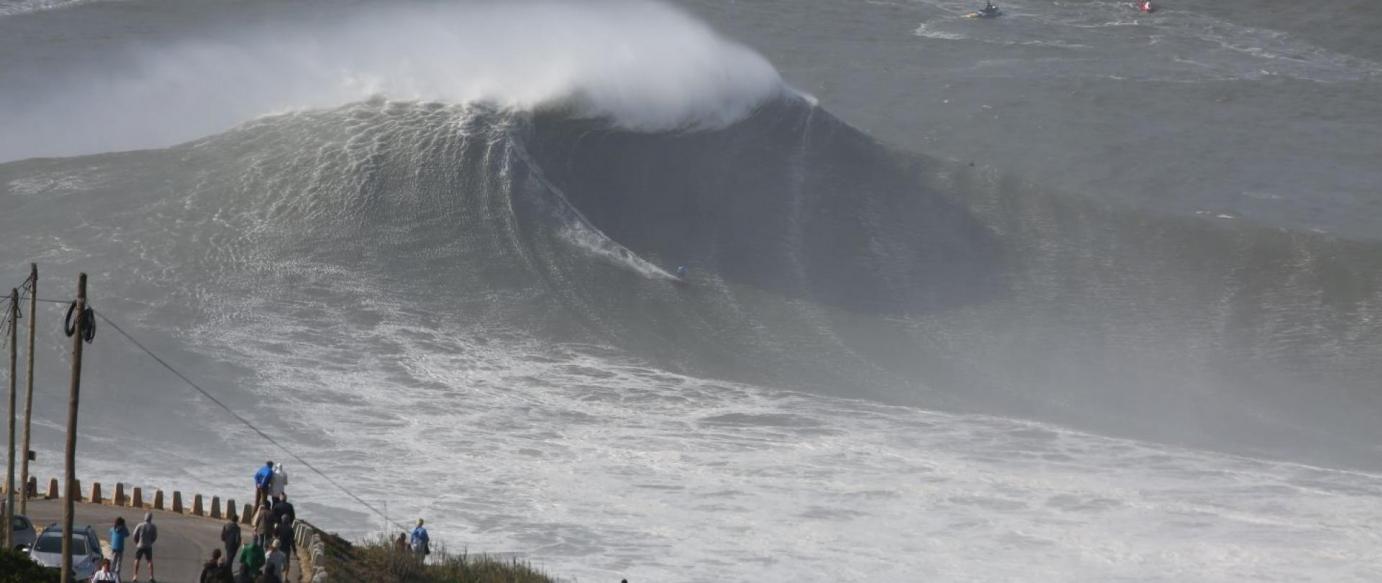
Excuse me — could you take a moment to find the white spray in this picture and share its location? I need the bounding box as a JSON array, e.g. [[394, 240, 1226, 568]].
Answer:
[[0, 0, 785, 161]]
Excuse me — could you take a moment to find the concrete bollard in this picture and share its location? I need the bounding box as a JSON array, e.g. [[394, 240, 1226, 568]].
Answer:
[[241, 503, 253, 525], [153, 489, 164, 511], [131, 487, 144, 508], [193, 494, 205, 516], [114, 483, 127, 506], [226, 499, 237, 522], [26, 476, 37, 497], [90, 482, 102, 504], [210, 496, 221, 519], [172, 491, 183, 513], [71, 479, 82, 501], [47, 478, 58, 498]]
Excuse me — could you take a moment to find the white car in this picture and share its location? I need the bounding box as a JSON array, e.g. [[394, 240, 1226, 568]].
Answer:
[[27, 523, 103, 582]]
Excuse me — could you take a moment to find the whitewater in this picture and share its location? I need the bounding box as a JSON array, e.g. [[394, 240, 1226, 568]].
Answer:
[[3, 0, 1382, 581]]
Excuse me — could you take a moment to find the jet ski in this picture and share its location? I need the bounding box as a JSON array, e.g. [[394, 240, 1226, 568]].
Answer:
[[966, 1, 1002, 18]]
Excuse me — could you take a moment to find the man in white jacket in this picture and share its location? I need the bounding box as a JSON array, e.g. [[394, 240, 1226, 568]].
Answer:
[[270, 463, 288, 499]]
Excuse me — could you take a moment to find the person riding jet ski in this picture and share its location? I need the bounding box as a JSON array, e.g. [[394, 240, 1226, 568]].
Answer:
[[970, 1, 1001, 18]]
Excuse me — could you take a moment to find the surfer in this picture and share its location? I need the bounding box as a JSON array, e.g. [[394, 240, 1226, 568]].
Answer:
[[675, 265, 689, 279], [969, 1, 1001, 18], [1137, 0, 1155, 12]]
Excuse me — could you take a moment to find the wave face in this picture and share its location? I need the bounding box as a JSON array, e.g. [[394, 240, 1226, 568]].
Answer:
[[4, 92, 1382, 466]]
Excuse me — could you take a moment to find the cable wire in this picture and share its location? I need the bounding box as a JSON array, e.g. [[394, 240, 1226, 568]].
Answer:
[[86, 307, 409, 531]]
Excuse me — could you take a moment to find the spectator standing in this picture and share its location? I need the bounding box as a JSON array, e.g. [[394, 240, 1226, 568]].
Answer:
[[234, 539, 265, 583], [91, 558, 118, 582], [269, 494, 295, 528], [253, 461, 274, 508], [131, 512, 158, 583], [199, 549, 225, 583], [109, 516, 129, 581], [251, 503, 272, 547], [221, 517, 242, 572], [393, 532, 408, 553], [275, 517, 295, 574], [264, 539, 287, 583], [409, 519, 430, 561], [269, 463, 288, 499]]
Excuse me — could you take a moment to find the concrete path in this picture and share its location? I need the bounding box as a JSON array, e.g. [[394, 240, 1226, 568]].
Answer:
[[24, 498, 301, 583]]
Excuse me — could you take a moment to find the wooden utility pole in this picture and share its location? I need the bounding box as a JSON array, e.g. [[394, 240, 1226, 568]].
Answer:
[[3, 288, 16, 550], [20, 264, 35, 513], [61, 273, 86, 583]]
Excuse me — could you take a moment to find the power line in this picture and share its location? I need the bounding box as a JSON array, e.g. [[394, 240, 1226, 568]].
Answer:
[[26, 295, 410, 531], [64, 303, 408, 532]]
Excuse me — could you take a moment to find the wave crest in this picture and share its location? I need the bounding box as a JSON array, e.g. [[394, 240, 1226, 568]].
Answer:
[[0, 0, 784, 161]]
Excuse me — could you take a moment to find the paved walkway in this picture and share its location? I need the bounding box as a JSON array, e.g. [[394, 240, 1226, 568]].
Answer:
[[24, 498, 301, 582]]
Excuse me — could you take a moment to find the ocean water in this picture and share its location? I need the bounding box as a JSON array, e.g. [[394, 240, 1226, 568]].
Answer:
[[2, 0, 1380, 581]]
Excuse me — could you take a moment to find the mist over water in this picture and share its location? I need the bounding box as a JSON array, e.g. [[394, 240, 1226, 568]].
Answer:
[[0, 0, 783, 161], [2, 0, 1381, 581]]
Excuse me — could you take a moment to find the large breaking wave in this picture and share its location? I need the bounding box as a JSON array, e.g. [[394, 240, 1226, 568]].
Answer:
[[2, 0, 1381, 468], [6, 93, 1382, 466]]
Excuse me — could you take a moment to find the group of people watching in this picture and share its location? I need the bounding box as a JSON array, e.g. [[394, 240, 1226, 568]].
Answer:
[[200, 460, 295, 583], [393, 518, 431, 560], [90, 513, 156, 582], [81, 458, 433, 583]]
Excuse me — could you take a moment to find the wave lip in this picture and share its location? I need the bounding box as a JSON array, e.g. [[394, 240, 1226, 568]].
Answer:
[[0, 0, 786, 162]]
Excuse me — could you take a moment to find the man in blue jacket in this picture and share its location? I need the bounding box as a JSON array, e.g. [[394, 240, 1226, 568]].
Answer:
[[410, 519, 430, 562], [254, 461, 274, 508]]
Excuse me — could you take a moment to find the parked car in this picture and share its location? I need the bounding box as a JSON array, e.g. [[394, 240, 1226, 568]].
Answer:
[[27, 523, 103, 582], [9, 513, 36, 551]]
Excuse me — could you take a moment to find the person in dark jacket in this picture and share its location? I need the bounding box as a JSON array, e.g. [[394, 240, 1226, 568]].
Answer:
[[269, 494, 295, 528], [221, 518, 242, 575], [199, 549, 226, 583], [275, 517, 295, 574]]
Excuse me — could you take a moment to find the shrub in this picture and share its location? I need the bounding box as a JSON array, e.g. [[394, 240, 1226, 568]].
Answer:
[[325, 535, 554, 583], [0, 547, 60, 583]]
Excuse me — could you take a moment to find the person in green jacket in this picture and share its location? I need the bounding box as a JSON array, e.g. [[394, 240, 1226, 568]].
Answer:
[[234, 539, 266, 583]]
